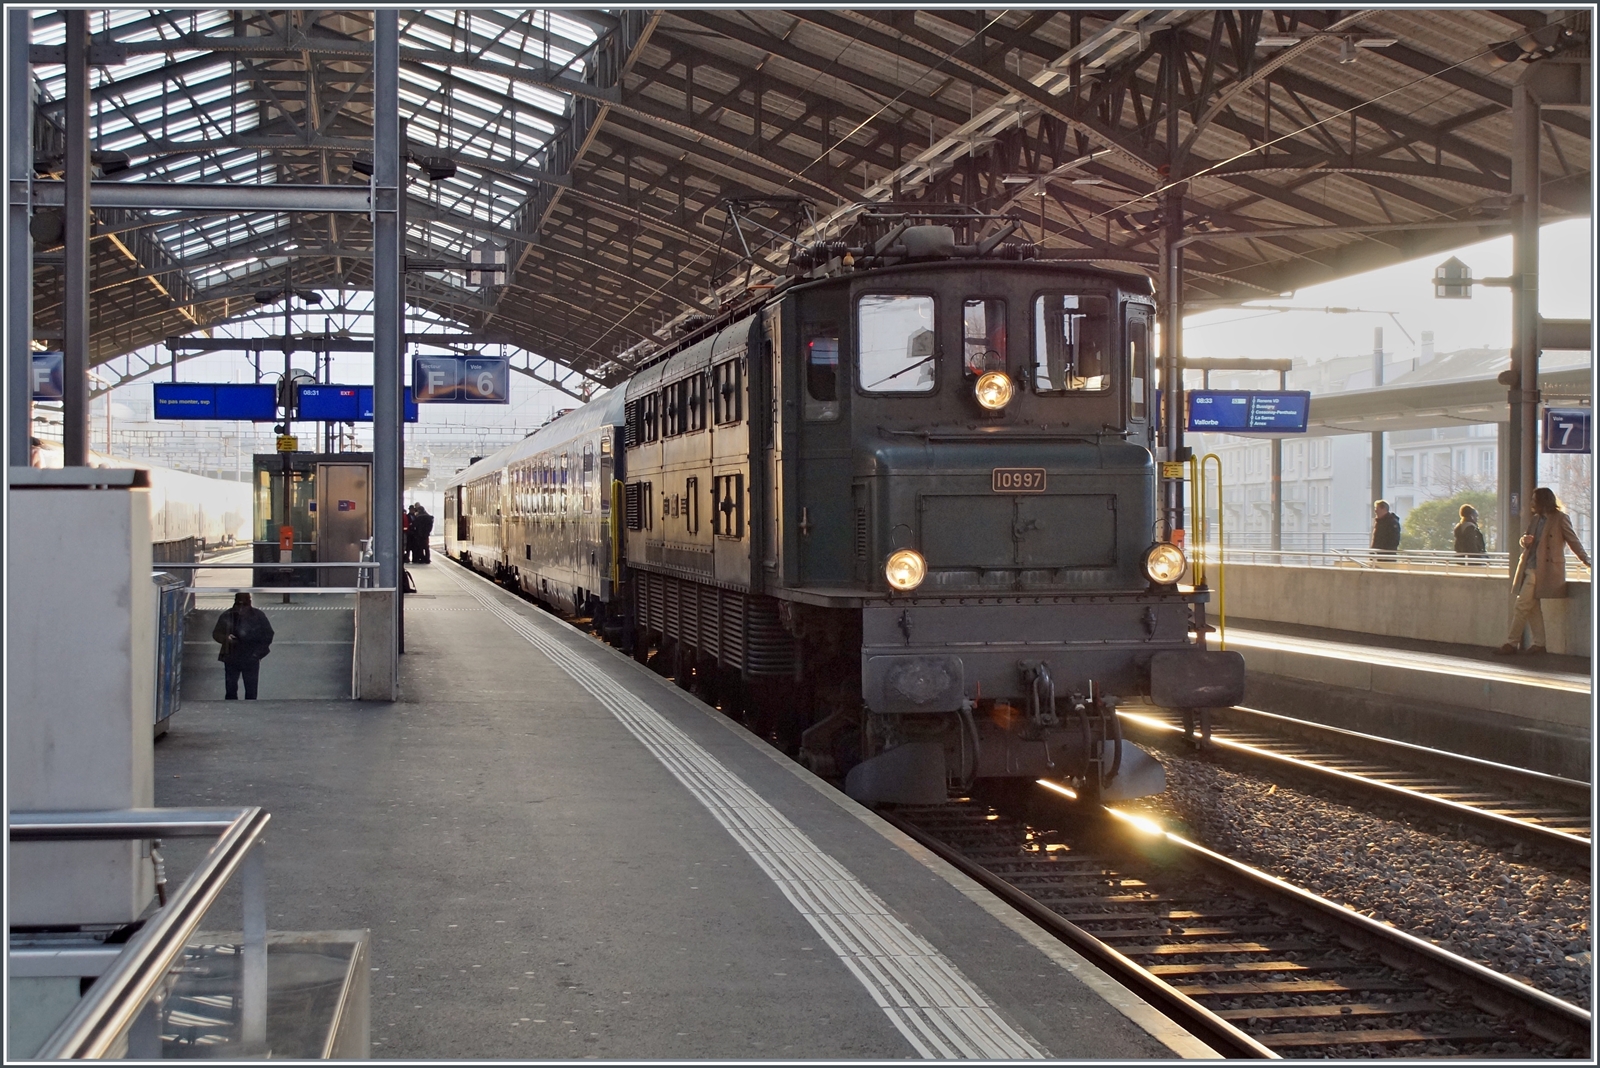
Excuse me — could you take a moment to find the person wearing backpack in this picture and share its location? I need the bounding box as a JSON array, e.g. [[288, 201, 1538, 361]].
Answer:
[[212, 592, 276, 699]]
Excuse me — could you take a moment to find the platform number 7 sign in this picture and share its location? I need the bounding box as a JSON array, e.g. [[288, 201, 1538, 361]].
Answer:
[[1542, 407, 1591, 454]]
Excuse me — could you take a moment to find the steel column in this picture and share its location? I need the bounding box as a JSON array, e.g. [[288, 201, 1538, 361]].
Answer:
[[1369, 327, 1384, 531], [7, 9, 33, 466], [1510, 81, 1541, 572], [373, 11, 401, 594], [395, 122, 408, 655], [1159, 28, 1186, 538], [61, 10, 89, 466], [1160, 188, 1185, 536]]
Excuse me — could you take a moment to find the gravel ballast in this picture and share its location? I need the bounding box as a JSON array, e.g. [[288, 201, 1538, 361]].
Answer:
[[1124, 750, 1593, 1010]]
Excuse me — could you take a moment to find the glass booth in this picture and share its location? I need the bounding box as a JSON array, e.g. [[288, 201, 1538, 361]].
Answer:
[[252, 452, 372, 587]]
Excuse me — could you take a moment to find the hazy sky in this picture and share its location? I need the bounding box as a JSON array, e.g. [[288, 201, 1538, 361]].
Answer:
[[1184, 218, 1594, 365]]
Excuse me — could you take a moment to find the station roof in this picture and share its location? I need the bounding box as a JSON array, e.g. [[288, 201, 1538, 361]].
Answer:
[[25, 8, 1592, 389]]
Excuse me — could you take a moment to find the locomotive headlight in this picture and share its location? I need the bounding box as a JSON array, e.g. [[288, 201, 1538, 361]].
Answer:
[[1143, 542, 1186, 585], [885, 549, 927, 591], [974, 371, 1013, 410]]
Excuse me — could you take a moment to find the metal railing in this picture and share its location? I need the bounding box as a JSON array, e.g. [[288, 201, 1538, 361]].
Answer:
[[155, 560, 382, 596], [11, 807, 270, 1059], [1205, 546, 1594, 577]]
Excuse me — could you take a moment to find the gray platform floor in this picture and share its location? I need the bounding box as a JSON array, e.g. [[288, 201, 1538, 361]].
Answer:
[[154, 559, 1209, 1060]]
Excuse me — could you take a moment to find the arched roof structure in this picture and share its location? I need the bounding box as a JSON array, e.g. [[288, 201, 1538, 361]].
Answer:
[[20, 8, 1592, 391]]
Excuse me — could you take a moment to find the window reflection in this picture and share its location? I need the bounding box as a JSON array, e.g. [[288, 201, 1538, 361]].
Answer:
[[963, 299, 1006, 376], [858, 294, 936, 393], [804, 324, 839, 421], [1033, 294, 1110, 393]]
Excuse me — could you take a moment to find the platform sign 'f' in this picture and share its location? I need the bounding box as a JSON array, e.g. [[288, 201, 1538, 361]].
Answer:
[[30, 352, 64, 401], [413, 356, 461, 402]]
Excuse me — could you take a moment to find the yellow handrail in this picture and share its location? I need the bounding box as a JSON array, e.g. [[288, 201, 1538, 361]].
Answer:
[[1195, 453, 1225, 650]]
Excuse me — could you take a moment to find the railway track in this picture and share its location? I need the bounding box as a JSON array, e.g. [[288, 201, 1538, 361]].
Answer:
[[1117, 705, 1592, 867], [885, 792, 1591, 1059]]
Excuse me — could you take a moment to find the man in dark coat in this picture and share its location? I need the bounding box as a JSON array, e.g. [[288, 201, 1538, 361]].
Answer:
[[412, 504, 435, 563], [212, 592, 275, 700], [1370, 499, 1402, 557], [1453, 504, 1487, 559]]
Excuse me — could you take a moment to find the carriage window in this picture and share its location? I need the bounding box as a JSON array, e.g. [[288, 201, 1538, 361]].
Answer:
[[713, 358, 743, 424], [687, 373, 707, 432], [1128, 317, 1149, 420], [859, 294, 936, 393], [804, 323, 840, 421], [963, 299, 1006, 376], [640, 392, 659, 441], [1032, 294, 1110, 393]]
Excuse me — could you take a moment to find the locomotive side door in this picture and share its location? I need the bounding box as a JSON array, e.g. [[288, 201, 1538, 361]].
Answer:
[[1125, 302, 1155, 450], [794, 290, 854, 587]]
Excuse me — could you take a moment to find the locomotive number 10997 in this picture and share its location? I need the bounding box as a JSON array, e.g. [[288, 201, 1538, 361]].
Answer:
[[991, 467, 1047, 493]]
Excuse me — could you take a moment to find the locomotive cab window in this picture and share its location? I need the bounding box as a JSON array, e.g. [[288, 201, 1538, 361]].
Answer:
[[962, 299, 1006, 377], [804, 323, 840, 421], [1032, 293, 1110, 393], [858, 294, 936, 394]]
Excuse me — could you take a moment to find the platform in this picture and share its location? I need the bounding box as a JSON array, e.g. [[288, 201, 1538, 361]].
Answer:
[[1222, 621, 1592, 781], [152, 559, 1211, 1059]]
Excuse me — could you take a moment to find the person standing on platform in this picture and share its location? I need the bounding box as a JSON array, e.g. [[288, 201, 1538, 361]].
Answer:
[[1370, 500, 1402, 558], [1498, 487, 1591, 656], [212, 592, 275, 700], [1454, 504, 1487, 560], [402, 507, 413, 562], [412, 504, 434, 564]]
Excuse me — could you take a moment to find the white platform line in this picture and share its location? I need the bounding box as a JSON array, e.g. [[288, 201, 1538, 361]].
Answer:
[[441, 566, 1047, 1060]]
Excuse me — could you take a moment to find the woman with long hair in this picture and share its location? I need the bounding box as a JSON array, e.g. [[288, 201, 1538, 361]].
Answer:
[[1498, 487, 1591, 655]]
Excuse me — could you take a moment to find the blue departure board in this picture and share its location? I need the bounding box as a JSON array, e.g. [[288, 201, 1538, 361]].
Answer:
[[295, 384, 417, 422], [154, 382, 277, 421], [1187, 390, 1310, 433], [296, 384, 362, 421], [213, 384, 278, 420]]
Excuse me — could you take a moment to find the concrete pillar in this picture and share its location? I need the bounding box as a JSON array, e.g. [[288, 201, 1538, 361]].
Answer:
[[61, 10, 89, 466], [1270, 441, 1282, 551], [1369, 327, 1384, 526], [1509, 80, 1541, 574], [7, 10, 33, 467]]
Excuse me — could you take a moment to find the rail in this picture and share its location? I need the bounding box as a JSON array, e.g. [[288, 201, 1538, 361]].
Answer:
[[1118, 707, 1591, 865], [11, 807, 271, 1059]]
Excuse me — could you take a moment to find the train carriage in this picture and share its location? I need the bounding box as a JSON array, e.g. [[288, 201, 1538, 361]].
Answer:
[[446, 209, 1241, 805]]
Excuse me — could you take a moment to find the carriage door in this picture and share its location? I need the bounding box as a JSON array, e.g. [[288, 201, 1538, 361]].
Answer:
[[456, 485, 468, 540], [796, 294, 854, 586]]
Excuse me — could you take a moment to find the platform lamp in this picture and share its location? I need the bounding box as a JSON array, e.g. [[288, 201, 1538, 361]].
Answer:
[[469, 240, 508, 292]]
